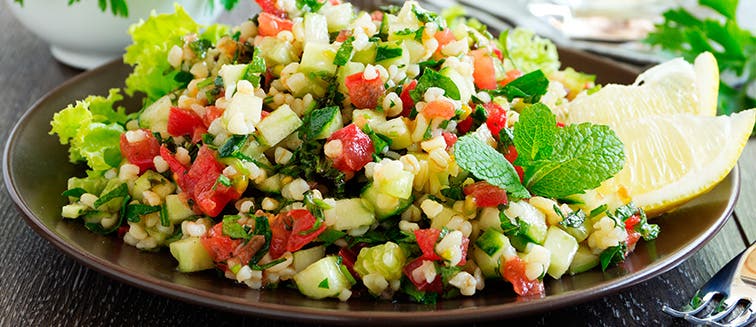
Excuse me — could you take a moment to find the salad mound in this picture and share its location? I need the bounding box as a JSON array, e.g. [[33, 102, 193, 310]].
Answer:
[[50, 0, 660, 302]]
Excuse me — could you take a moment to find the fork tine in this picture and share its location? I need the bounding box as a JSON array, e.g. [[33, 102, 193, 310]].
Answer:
[[684, 297, 741, 325], [711, 304, 755, 327], [662, 292, 717, 317]]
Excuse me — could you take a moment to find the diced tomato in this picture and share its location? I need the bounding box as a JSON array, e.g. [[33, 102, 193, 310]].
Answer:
[[255, 0, 287, 18], [286, 209, 327, 253], [492, 47, 504, 61], [463, 181, 508, 207], [422, 100, 456, 119], [400, 80, 418, 117], [503, 145, 524, 182], [457, 116, 473, 134], [119, 129, 160, 173], [117, 225, 130, 239], [442, 132, 457, 150], [257, 12, 293, 37], [202, 105, 224, 127], [345, 70, 385, 109], [168, 107, 205, 137], [414, 228, 442, 261], [335, 29, 352, 43], [269, 213, 293, 259], [458, 236, 470, 266], [162, 145, 241, 217], [434, 29, 456, 49], [232, 235, 266, 265], [624, 214, 642, 250], [501, 256, 545, 297], [338, 247, 359, 280], [260, 110, 271, 120], [326, 124, 374, 173], [403, 258, 443, 293], [201, 223, 242, 262], [370, 10, 383, 21], [556, 121, 565, 128], [483, 102, 507, 138], [499, 69, 523, 86], [471, 49, 497, 90]]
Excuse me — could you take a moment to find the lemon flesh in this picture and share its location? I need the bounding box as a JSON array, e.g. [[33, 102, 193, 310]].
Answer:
[[597, 109, 755, 217], [564, 52, 719, 127]]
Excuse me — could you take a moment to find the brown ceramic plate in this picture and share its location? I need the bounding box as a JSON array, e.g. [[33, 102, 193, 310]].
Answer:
[[3, 49, 739, 325]]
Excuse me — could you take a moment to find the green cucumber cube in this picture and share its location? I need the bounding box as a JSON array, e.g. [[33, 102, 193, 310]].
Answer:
[[293, 256, 353, 299], [169, 237, 215, 272], [256, 104, 303, 146], [543, 226, 579, 279]]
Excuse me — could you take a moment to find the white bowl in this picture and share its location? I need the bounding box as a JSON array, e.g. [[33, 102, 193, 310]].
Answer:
[[6, 0, 223, 69]]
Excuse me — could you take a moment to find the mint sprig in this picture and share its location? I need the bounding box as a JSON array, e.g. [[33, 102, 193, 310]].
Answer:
[[514, 105, 625, 199], [453, 135, 530, 200]]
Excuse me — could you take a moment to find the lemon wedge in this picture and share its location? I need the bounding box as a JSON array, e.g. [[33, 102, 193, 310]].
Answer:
[[564, 52, 719, 126], [596, 109, 755, 217]]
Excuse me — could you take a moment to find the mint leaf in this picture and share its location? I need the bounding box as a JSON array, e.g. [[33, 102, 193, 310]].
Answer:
[[512, 104, 556, 164], [490, 70, 549, 103], [599, 243, 627, 271], [333, 36, 354, 66], [410, 68, 461, 103], [524, 123, 624, 198], [222, 215, 250, 239], [453, 135, 530, 200]]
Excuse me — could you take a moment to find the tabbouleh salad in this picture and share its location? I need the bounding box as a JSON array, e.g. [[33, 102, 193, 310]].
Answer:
[[49, 0, 660, 302]]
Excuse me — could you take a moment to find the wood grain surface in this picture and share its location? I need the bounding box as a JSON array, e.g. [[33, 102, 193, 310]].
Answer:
[[0, 2, 752, 326]]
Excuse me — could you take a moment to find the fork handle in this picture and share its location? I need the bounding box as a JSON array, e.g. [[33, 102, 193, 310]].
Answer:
[[740, 242, 756, 284]]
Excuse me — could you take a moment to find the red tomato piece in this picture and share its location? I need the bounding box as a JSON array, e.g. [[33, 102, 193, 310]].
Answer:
[[499, 69, 523, 87], [286, 209, 327, 253], [203, 105, 224, 127], [255, 0, 287, 18], [483, 102, 507, 138], [457, 236, 470, 266], [201, 223, 242, 263], [338, 247, 359, 280], [168, 107, 205, 137], [335, 29, 352, 43], [119, 129, 160, 173], [345, 70, 385, 109], [399, 80, 418, 117], [403, 258, 443, 293], [257, 12, 293, 37], [422, 100, 456, 119], [457, 116, 473, 134], [501, 256, 545, 297], [159, 145, 187, 176], [492, 47, 504, 61], [503, 146, 525, 182], [624, 214, 642, 250], [442, 132, 457, 150], [556, 121, 565, 128], [471, 49, 497, 90], [434, 29, 456, 49], [269, 213, 293, 259], [117, 225, 130, 239], [370, 10, 383, 21], [463, 181, 508, 207], [232, 235, 266, 265], [414, 228, 442, 261], [326, 124, 374, 173]]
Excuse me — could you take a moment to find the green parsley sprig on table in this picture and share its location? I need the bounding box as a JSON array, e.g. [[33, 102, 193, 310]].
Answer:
[[13, 0, 240, 17], [645, 0, 756, 115]]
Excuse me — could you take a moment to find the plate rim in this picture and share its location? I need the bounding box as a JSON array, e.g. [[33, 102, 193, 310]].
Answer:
[[2, 59, 740, 325]]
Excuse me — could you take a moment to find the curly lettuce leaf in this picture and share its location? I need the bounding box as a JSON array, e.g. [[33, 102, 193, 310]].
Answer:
[[50, 89, 126, 171], [499, 28, 560, 74], [124, 5, 200, 102]]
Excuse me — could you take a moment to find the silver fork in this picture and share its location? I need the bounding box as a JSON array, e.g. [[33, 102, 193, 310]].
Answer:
[[663, 241, 756, 326]]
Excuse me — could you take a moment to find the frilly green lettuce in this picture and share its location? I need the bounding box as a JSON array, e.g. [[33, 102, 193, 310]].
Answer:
[[50, 88, 126, 171], [500, 28, 561, 75], [124, 5, 229, 104]]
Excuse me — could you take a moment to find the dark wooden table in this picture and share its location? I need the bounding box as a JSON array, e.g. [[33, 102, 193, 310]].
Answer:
[[2, 2, 755, 326]]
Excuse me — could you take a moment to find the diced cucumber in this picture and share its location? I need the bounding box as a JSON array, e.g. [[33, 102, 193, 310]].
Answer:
[[543, 226, 579, 279], [473, 228, 516, 278], [257, 174, 283, 193], [519, 243, 551, 281], [477, 207, 503, 233], [429, 206, 457, 230], [440, 66, 474, 104], [351, 43, 376, 64], [505, 201, 548, 245], [132, 170, 175, 202], [304, 106, 343, 140], [169, 237, 215, 272], [352, 109, 385, 123], [256, 104, 303, 146], [166, 194, 195, 224], [256, 36, 298, 66], [97, 179, 128, 212], [293, 245, 326, 272], [568, 245, 600, 275], [360, 182, 413, 220], [61, 203, 89, 219], [375, 42, 408, 68], [321, 3, 353, 32], [376, 169, 414, 200], [299, 42, 338, 75], [324, 198, 375, 231], [218, 64, 247, 98], [560, 220, 592, 243], [293, 256, 353, 299], [303, 13, 329, 46], [374, 118, 412, 150], [354, 242, 406, 280], [138, 95, 172, 137]]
